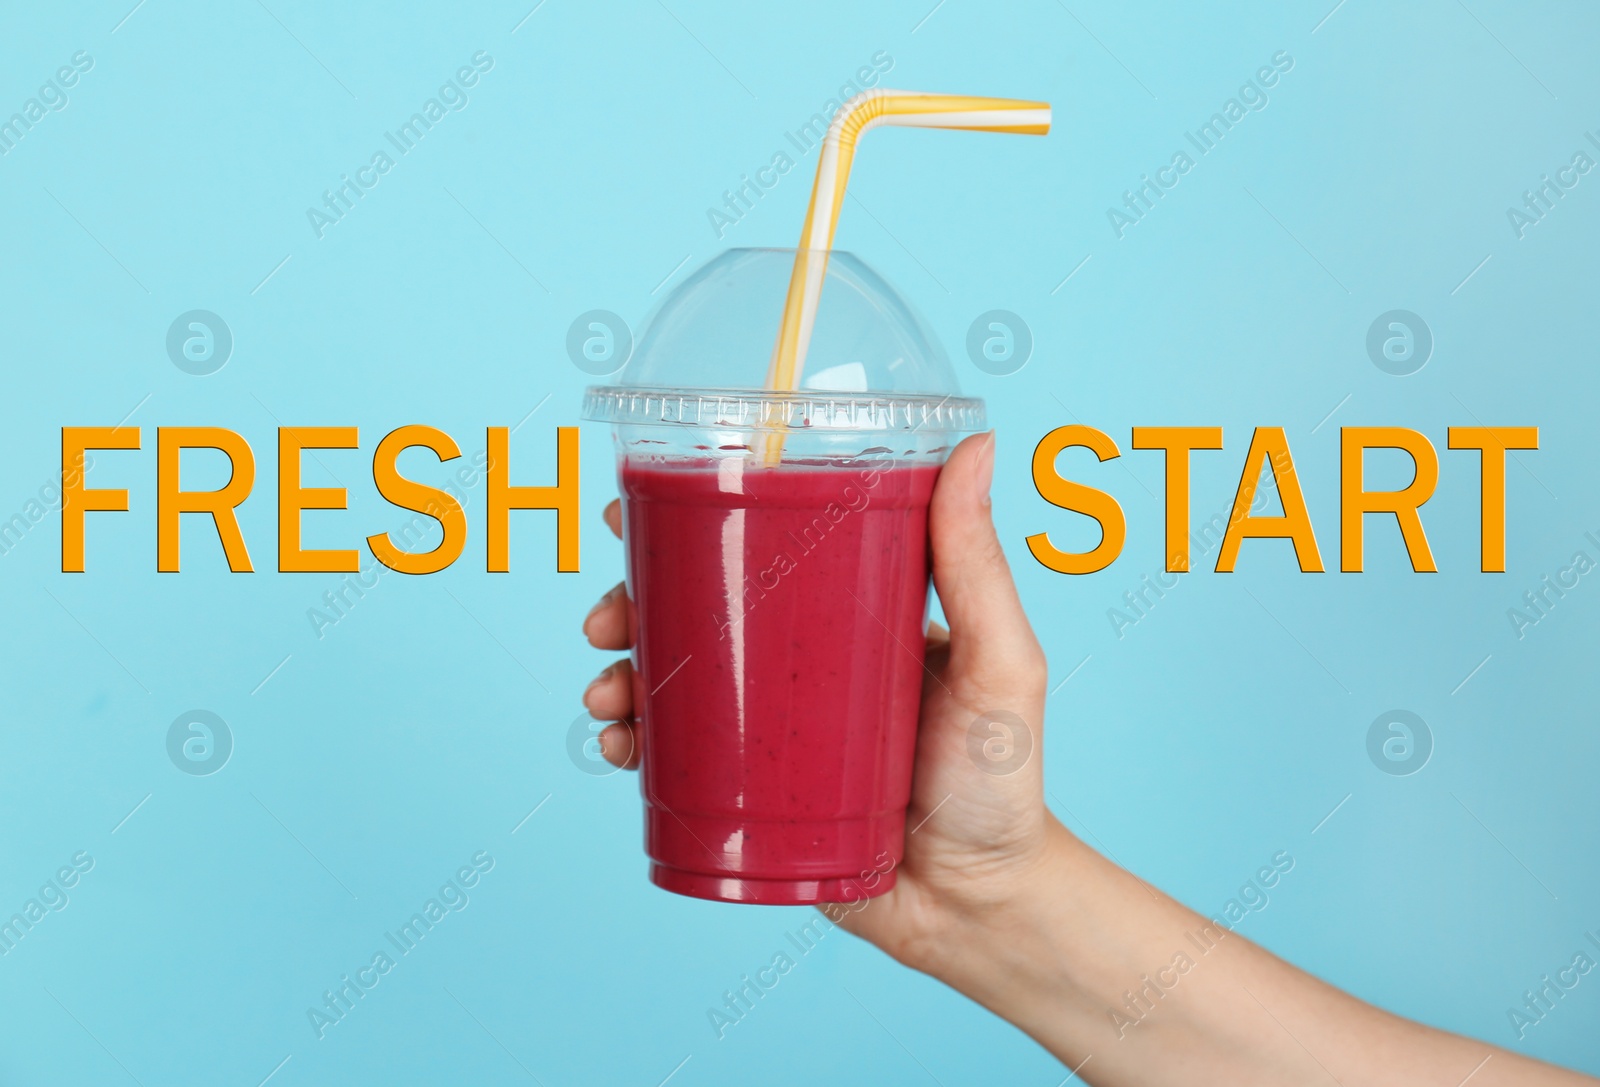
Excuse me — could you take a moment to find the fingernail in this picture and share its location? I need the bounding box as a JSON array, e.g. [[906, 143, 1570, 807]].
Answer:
[[583, 664, 614, 702], [976, 431, 996, 506], [583, 589, 612, 626]]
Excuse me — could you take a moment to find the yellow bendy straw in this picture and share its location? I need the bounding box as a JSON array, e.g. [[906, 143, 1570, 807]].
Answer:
[[759, 89, 1050, 464]]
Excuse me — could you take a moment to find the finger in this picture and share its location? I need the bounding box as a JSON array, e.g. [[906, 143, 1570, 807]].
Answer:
[[582, 659, 635, 721], [597, 721, 640, 770], [925, 619, 950, 649], [928, 432, 1047, 696], [583, 581, 633, 649], [604, 499, 622, 540]]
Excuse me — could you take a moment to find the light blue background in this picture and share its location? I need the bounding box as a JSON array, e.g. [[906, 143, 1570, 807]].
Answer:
[[2, 1, 1597, 1083]]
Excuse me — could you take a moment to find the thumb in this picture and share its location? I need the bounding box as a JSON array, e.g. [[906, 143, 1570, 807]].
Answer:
[[928, 432, 1046, 697]]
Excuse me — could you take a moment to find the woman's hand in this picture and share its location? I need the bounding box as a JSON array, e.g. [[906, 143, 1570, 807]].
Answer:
[[578, 432, 1597, 1086]]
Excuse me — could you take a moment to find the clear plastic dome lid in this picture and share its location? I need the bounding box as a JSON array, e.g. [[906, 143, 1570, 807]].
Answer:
[[582, 248, 984, 435]]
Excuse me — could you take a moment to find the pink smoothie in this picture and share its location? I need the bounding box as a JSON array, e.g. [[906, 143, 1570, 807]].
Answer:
[[620, 456, 940, 905]]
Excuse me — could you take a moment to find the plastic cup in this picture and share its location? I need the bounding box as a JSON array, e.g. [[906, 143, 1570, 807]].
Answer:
[[582, 248, 984, 905]]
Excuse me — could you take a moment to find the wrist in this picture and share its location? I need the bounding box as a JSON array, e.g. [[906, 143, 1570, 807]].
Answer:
[[907, 818, 1200, 1059], [911, 820, 1104, 1010]]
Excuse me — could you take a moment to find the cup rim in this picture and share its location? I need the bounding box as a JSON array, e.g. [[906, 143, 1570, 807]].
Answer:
[[581, 384, 986, 433]]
